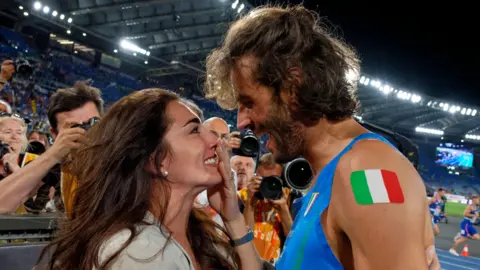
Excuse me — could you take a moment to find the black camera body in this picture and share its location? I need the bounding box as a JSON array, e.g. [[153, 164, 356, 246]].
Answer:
[[232, 129, 260, 157], [27, 141, 46, 155], [72, 117, 100, 131], [14, 58, 33, 80], [0, 141, 9, 159], [257, 157, 314, 200]]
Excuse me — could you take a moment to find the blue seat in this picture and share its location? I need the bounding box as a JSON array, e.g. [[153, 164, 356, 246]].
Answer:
[[0, 243, 50, 270]]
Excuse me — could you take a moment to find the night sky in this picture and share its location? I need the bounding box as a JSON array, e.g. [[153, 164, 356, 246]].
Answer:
[[247, 0, 479, 105]]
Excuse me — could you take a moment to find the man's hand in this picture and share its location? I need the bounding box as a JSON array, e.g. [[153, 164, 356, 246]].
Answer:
[[0, 60, 15, 82], [45, 120, 87, 163], [268, 188, 290, 216], [426, 245, 440, 270], [247, 175, 262, 206], [225, 131, 241, 150]]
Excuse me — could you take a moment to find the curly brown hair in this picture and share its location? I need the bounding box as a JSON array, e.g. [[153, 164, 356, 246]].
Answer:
[[205, 5, 360, 125], [37, 89, 238, 269]]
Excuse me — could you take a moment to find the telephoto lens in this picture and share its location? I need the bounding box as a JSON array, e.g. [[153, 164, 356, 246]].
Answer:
[[257, 176, 284, 200], [232, 129, 260, 157], [284, 158, 314, 190]]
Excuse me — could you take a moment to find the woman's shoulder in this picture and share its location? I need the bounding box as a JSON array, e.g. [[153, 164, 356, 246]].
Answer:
[[98, 224, 193, 270]]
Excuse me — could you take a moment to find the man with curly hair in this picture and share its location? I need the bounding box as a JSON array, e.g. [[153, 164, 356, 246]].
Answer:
[[205, 5, 439, 269]]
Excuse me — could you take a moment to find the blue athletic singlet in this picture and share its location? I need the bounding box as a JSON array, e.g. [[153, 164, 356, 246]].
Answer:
[[460, 206, 479, 237], [429, 198, 444, 224], [275, 133, 395, 270]]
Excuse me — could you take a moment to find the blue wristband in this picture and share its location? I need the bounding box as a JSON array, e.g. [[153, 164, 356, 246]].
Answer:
[[229, 227, 254, 247]]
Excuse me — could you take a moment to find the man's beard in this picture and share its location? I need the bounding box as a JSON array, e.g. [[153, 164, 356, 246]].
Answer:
[[261, 101, 306, 164]]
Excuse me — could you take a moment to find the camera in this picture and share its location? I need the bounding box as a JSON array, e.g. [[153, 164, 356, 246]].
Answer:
[[232, 129, 260, 157], [27, 141, 46, 155], [0, 141, 9, 159], [14, 58, 33, 80], [72, 117, 100, 131], [257, 157, 313, 200]]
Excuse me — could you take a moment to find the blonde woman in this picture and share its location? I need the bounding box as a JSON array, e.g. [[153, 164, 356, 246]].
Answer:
[[0, 113, 29, 179]]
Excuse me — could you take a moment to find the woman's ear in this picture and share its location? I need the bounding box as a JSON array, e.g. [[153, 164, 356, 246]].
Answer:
[[146, 153, 162, 177]]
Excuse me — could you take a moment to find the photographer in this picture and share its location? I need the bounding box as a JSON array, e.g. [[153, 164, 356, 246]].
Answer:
[[0, 81, 102, 214], [239, 153, 293, 262], [0, 114, 28, 179]]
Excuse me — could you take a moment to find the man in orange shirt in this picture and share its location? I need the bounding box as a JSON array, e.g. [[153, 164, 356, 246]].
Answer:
[[239, 153, 293, 263]]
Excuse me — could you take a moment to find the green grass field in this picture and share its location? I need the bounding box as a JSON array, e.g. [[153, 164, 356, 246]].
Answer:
[[445, 202, 467, 217]]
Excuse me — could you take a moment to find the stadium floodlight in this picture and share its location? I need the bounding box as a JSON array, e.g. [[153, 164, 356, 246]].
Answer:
[[23, 12, 29, 17], [60, 14, 65, 20], [238, 3, 245, 13], [19, 6, 24, 10], [359, 76, 365, 84], [52, 11, 58, 17], [472, 109, 477, 116], [232, 0, 239, 9], [364, 77, 370, 85], [114, 49, 118, 53], [411, 94, 421, 103], [415, 127, 444, 136], [461, 108, 466, 115], [146, 51, 151, 56], [449, 106, 456, 113], [43, 6, 50, 14], [34, 2, 42, 10], [144, 61, 148, 64], [68, 18, 73, 23], [465, 134, 480, 140], [466, 108, 472, 116], [120, 39, 148, 55], [82, 33, 87, 37], [66, 29, 71, 34]]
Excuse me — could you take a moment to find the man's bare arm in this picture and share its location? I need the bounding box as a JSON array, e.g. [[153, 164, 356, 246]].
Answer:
[[464, 205, 475, 217], [0, 152, 59, 213], [0, 123, 86, 214], [333, 140, 430, 270]]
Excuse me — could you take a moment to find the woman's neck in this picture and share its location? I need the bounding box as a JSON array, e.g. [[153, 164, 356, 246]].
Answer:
[[150, 185, 202, 269], [150, 185, 201, 238]]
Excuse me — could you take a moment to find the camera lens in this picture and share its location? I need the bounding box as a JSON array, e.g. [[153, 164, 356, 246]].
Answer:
[[259, 176, 283, 200], [284, 158, 313, 190], [241, 136, 259, 156]]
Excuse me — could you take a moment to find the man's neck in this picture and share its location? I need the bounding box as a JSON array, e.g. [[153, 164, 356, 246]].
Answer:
[[303, 118, 368, 176]]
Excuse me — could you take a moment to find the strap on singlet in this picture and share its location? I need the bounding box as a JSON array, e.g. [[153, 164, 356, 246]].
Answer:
[[309, 132, 396, 194]]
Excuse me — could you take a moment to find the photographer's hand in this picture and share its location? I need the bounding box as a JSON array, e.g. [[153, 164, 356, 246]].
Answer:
[[225, 131, 241, 150], [2, 147, 20, 174], [246, 175, 261, 206], [268, 188, 293, 235], [45, 120, 87, 164]]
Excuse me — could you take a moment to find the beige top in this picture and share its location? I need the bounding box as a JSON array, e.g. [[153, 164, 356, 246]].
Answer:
[[97, 212, 194, 270]]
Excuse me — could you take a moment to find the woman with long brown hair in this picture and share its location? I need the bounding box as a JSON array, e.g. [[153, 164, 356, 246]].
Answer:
[[38, 89, 263, 269]]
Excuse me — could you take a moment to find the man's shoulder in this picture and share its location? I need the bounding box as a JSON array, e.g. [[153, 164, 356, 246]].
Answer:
[[335, 138, 418, 185], [332, 137, 427, 223]]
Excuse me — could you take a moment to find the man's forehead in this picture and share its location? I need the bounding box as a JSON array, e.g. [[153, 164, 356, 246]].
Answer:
[[231, 56, 259, 94], [232, 155, 255, 164]]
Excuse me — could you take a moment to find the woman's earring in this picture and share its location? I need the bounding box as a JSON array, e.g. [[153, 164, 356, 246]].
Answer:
[[162, 171, 168, 177]]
